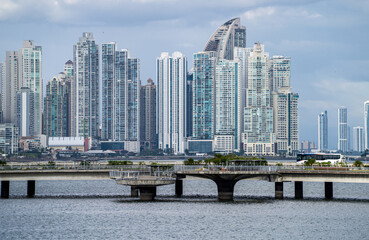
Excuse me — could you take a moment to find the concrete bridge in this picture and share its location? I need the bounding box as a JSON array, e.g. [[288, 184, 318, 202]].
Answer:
[[1, 164, 369, 201]]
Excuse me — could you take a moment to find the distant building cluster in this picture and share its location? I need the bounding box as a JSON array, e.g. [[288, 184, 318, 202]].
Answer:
[[316, 102, 369, 153], [0, 18, 301, 156]]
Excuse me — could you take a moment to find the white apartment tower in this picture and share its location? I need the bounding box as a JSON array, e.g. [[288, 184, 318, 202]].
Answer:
[[353, 126, 364, 152], [338, 106, 348, 152], [156, 52, 187, 154], [364, 101, 369, 150], [318, 110, 328, 151]]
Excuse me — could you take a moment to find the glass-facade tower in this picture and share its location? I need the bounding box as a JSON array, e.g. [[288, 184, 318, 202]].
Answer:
[[318, 110, 328, 151]]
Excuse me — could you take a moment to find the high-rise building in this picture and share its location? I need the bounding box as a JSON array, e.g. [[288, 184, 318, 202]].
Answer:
[[192, 18, 246, 153], [318, 110, 328, 151], [43, 72, 71, 137], [364, 101, 369, 150], [1, 51, 19, 124], [15, 87, 34, 137], [353, 126, 364, 152], [269, 56, 290, 92], [186, 72, 193, 138], [192, 51, 216, 140], [140, 78, 156, 150], [242, 42, 275, 155], [0, 123, 19, 155], [156, 52, 187, 154], [214, 59, 241, 153], [338, 106, 348, 152], [64, 60, 74, 78], [1, 41, 42, 135], [272, 87, 299, 156], [18, 41, 42, 136], [72, 33, 99, 138], [101, 43, 140, 152]]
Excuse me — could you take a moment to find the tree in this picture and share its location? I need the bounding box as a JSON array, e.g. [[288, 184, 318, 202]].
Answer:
[[305, 158, 316, 166], [353, 160, 363, 167]]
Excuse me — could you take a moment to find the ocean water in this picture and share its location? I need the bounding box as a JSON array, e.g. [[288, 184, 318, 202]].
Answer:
[[1, 179, 369, 239]]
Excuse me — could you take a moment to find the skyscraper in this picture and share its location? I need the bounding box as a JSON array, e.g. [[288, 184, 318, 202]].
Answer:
[[140, 78, 156, 150], [72, 33, 99, 138], [272, 87, 299, 156], [192, 18, 246, 153], [186, 72, 193, 138], [338, 106, 348, 152], [353, 126, 364, 152], [1, 41, 42, 136], [318, 110, 328, 151], [156, 52, 187, 154], [101, 42, 141, 152], [15, 87, 34, 137], [269, 56, 291, 92], [364, 100, 369, 150], [18, 41, 42, 136], [242, 42, 275, 155], [43, 72, 71, 137], [192, 51, 216, 140]]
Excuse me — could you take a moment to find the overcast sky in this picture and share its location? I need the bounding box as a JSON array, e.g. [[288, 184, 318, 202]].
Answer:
[[1, 0, 368, 149]]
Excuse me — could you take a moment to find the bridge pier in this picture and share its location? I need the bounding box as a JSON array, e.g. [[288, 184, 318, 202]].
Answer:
[[175, 179, 183, 197], [1, 181, 10, 199], [131, 186, 139, 197], [275, 182, 283, 199], [214, 180, 238, 201], [139, 186, 157, 201], [295, 181, 303, 199], [27, 180, 35, 198], [325, 182, 333, 199]]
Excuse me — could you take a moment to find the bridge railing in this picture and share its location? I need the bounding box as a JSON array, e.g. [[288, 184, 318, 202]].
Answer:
[[0, 164, 152, 171], [110, 170, 175, 180], [174, 165, 279, 172]]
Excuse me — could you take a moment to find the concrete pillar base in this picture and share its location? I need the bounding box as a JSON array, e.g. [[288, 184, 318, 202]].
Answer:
[[295, 181, 303, 199], [1, 181, 10, 199], [275, 182, 283, 199], [139, 187, 157, 201], [175, 179, 183, 197], [325, 182, 333, 199], [27, 180, 35, 198], [131, 186, 139, 197], [214, 180, 238, 201]]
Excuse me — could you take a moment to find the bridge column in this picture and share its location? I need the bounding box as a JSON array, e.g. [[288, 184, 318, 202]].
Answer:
[[325, 182, 333, 199], [214, 180, 238, 201], [131, 186, 139, 197], [139, 186, 157, 201], [27, 180, 35, 198], [275, 182, 283, 199], [175, 179, 183, 197], [1, 181, 10, 199], [295, 181, 303, 199]]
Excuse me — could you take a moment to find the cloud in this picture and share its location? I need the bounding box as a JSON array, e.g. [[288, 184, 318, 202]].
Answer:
[[243, 7, 276, 20], [0, 0, 19, 20]]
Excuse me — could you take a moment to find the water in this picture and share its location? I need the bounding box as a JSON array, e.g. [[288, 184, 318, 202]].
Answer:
[[1, 179, 369, 239]]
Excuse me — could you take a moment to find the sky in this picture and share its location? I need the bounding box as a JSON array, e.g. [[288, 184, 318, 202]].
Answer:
[[0, 0, 368, 149]]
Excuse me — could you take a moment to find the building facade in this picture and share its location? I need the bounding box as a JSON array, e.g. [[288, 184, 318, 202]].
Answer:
[[318, 110, 328, 151], [101, 43, 140, 152], [364, 101, 369, 150], [140, 78, 156, 150], [269, 56, 291, 92], [338, 106, 348, 152], [72, 33, 99, 138], [0, 123, 18, 155], [43, 73, 71, 137], [353, 126, 364, 152], [156, 52, 187, 154], [15, 87, 34, 137], [272, 87, 299, 156], [242, 42, 275, 155]]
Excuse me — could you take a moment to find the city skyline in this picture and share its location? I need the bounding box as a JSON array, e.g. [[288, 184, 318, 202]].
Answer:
[[0, 0, 368, 148]]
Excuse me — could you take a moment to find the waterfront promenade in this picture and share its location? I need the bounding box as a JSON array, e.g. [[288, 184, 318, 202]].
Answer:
[[1, 163, 369, 201]]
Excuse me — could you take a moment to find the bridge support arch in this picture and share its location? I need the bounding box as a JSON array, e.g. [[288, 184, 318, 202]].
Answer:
[[214, 179, 238, 201], [295, 181, 303, 199], [325, 182, 333, 199], [1, 181, 10, 198], [275, 182, 283, 199]]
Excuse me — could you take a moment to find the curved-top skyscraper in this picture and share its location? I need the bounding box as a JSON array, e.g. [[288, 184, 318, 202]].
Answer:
[[203, 18, 246, 60]]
